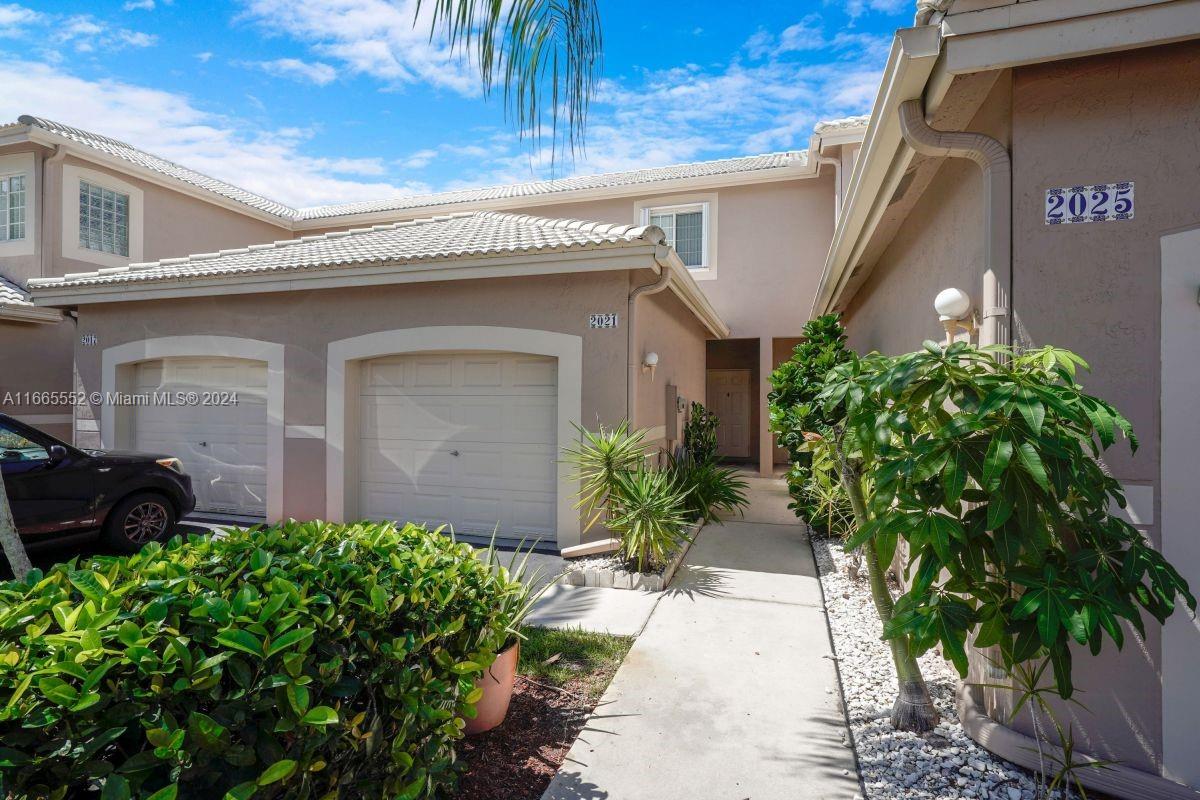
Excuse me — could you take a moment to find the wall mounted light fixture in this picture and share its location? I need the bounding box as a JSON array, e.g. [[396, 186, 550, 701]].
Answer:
[[642, 351, 659, 380], [934, 287, 977, 342]]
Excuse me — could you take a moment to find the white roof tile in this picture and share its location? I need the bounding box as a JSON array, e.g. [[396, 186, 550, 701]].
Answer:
[[0, 275, 32, 307], [18, 115, 809, 223], [28, 211, 664, 292]]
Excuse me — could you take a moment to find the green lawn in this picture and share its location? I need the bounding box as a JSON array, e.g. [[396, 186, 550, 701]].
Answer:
[[518, 626, 633, 701]]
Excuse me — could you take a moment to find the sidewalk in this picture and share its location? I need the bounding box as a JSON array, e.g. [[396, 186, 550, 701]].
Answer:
[[540, 478, 861, 800]]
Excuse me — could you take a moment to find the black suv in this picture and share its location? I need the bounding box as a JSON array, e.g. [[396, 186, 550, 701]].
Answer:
[[0, 413, 195, 553]]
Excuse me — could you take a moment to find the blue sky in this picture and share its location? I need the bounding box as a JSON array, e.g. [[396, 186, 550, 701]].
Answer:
[[0, 0, 910, 209]]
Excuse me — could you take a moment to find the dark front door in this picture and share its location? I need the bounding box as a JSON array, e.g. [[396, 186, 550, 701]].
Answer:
[[0, 420, 96, 538]]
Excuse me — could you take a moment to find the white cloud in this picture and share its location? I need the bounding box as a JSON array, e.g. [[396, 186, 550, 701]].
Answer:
[[0, 3, 40, 35], [844, 0, 910, 20], [0, 60, 426, 207], [123, 0, 156, 10], [244, 57, 338, 86], [39, 12, 158, 52], [195, 51, 213, 62], [237, 0, 477, 94]]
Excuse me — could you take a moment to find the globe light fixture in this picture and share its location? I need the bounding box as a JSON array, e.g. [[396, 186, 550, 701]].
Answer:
[[642, 351, 659, 379], [934, 287, 976, 341]]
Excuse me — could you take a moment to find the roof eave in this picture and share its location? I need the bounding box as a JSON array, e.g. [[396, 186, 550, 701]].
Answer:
[[653, 245, 730, 339], [0, 303, 63, 323]]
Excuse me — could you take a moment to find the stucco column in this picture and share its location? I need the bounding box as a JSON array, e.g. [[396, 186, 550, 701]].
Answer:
[[758, 336, 773, 478]]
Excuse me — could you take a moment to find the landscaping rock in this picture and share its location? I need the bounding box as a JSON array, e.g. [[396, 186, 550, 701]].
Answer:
[[814, 537, 1057, 800]]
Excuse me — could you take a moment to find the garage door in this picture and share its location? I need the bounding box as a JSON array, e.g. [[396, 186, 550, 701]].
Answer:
[[133, 357, 268, 517], [359, 351, 557, 541]]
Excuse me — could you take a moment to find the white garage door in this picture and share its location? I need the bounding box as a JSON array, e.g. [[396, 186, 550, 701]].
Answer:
[[359, 351, 557, 541], [133, 357, 268, 517]]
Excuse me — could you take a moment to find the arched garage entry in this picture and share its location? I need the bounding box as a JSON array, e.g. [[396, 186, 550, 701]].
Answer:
[[326, 326, 583, 549]]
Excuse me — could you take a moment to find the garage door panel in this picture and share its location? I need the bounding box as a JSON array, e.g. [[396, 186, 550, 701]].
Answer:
[[359, 352, 557, 540], [134, 357, 268, 517]]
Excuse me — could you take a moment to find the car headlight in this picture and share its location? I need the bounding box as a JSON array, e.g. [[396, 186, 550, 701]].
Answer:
[[156, 457, 184, 474]]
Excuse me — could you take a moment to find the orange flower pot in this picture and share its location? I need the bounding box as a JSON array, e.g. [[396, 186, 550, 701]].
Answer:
[[464, 639, 519, 736]]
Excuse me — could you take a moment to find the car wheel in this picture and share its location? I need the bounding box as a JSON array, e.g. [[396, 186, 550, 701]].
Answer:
[[103, 492, 177, 553]]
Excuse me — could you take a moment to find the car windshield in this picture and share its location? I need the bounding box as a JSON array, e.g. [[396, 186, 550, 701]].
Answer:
[[0, 425, 49, 462]]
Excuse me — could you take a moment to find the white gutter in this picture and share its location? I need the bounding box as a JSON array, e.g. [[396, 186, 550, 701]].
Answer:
[[811, 25, 943, 318], [814, 155, 843, 225], [627, 269, 672, 426], [40, 145, 66, 282], [897, 99, 1011, 349]]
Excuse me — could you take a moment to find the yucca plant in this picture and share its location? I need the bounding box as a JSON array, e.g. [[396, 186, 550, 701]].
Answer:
[[607, 466, 693, 572], [562, 421, 648, 530], [669, 454, 749, 524]]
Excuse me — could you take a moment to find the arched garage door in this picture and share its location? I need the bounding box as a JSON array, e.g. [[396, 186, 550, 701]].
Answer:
[[132, 356, 268, 517], [358, 351, 557, 541]]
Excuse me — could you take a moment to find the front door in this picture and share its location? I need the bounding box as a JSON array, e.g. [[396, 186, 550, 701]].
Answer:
[[706, 369, 751, 459], [0, 419, 95, 538]]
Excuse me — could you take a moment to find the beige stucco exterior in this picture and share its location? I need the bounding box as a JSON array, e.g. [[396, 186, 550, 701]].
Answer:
[[833, 35, 1200, 795]]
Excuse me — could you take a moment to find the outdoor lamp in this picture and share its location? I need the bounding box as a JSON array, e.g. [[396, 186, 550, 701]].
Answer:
[[934, 287, 976, 341], [642, 351, 659, 379]]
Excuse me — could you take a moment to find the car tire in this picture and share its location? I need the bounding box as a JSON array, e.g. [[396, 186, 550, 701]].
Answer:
[[102, 492, 177, 554]]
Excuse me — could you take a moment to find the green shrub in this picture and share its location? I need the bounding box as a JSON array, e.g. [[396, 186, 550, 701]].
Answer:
[[607, 466, 694, 572], [0, 520, 526, 800], [562, 421, 648, 531], [682, 402, 720, 465], [669, 456, 749, 525]]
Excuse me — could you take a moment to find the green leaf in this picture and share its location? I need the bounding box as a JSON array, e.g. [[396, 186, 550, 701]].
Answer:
[[982, 431, 1013, 490], [286, 683, 311, 716], [146, 785, 178, 800], [1014, 441, 1050, 492], [224, 783, 258, 800], [38, 676, 78, 706], [257, 759, 298, 786], [266, 627, 315, 658], [188, 712, 227, 748], [985, 494, 1013, 531], [68, 570, 108, 603], [300, 706, 339, 726], [101, 776, 132, 800], [1014, 388, 1046, 435], [942, 450, 968, 507], [215, 629, 264, 658]]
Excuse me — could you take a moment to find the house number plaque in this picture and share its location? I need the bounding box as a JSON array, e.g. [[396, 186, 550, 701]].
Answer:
[[589, 313, 619, 329], [1045, 182, 1134, 225]]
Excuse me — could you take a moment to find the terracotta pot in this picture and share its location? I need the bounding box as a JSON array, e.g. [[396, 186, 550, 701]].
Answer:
[[464, 639, 519, 736]]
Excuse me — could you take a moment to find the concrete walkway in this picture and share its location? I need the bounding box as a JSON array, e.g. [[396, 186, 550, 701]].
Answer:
[[540, 483, 861, 800]]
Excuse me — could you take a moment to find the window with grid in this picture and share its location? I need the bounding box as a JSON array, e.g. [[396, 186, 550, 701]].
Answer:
[[79, 180, 130, 257], [0, 174, 26, 242], [647, 204, 706, 268]]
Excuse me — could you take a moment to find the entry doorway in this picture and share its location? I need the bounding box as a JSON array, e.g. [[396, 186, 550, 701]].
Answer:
[[706, 370, 751, 458]]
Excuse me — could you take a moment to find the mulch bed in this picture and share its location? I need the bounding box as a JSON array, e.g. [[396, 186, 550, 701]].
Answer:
[[454, 675, 596, 800]]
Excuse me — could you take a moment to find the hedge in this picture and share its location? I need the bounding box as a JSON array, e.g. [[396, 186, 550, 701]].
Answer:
[[0, 520, 525, 799]]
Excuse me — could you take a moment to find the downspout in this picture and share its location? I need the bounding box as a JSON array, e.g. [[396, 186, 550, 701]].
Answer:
[[815, 155, 843, 225], [40, 145, 66, 280], [898, 99, 1011, 349], [627, 264, 672, 426]]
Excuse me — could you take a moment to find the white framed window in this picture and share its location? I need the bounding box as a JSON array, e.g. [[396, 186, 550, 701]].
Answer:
[[635, 193, 717, 279], [0, 174, 27, 242], [62, 164, 143, 268], [78, 180, 130, 256], [0, 153, 35, 257]]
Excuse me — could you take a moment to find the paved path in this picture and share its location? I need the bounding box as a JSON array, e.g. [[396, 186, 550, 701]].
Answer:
[[540, 482, 862, 800]]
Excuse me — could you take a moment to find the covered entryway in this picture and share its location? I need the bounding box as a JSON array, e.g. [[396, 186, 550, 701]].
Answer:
[[357, 351, 558, 540], [132, 356, 268, 517]]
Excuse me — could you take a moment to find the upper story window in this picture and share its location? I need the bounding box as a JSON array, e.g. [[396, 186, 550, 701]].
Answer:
[[646, 203, 707, 268], [79, 180, 130, 257], [0, 174, 26, 242]]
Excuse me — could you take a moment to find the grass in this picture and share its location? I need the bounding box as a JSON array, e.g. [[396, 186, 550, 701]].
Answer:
[[518, 626, 633, 701]]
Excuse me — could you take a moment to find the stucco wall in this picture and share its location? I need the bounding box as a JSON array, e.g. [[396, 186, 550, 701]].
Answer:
[[841, 74, 1012, 355], [47, 155, 290, 279], [633, 278, 710, 454], [71, 271, 637, 523], [0, 317, 75, 440]]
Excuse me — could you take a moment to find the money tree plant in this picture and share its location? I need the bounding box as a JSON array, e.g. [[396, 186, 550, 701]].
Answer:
[[816, 340, 1194, 732]]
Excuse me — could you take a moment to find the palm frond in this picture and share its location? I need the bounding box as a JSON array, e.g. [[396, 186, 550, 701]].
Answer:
[[417, 0, 603, 159]]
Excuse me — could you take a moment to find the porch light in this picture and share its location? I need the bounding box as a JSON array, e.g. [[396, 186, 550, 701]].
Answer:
[[642, 351, 659, 379], [934, 287, 976, 341]]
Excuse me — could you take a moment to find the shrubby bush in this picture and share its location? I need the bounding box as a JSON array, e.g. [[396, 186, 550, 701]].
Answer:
[[0, 520, 525, 799]]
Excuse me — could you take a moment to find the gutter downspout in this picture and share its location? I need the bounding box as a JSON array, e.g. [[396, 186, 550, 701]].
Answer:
[[815, 155, 843, 225], [627, 265, 672, 426], [898, 99, 1011, 350], [41, 145, 66, 281]]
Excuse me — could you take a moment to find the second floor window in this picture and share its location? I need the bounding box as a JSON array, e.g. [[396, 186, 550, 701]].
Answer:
[[79, 180, 129, 257], [646, 203, 707, 268], [0, 175, 26, 242]]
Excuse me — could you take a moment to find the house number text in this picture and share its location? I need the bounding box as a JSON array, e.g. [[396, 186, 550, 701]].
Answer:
[[589, 313, 619, 329], [1045, 182, 1134, 225]]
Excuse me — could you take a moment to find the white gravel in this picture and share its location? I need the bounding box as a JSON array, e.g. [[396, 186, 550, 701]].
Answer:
[[814, 537, 1055, 800]]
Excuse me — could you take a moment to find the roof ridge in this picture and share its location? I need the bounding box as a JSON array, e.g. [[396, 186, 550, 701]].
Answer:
[[474, 210, 661, 243]]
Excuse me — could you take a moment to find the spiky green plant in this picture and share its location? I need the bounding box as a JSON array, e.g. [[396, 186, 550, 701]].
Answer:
[[561, 421, 648, 531], [668, 455, 749, 524], [607, 466, 693, 572]]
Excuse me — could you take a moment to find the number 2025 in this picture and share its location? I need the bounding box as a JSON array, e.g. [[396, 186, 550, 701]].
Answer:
[[1045, 182, 1133, 225]]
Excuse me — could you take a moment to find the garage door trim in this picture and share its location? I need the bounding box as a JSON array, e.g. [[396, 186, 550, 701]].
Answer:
[[326, 326, 583, 549], [100, 335, 285, 522]]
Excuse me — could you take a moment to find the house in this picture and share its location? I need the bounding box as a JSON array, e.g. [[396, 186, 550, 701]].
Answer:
[[0, 114, 866, 548], [815, 1, 1200, 797]]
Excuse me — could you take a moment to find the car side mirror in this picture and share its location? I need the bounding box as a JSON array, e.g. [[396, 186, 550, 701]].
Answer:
[[47, 445, 68, 464]]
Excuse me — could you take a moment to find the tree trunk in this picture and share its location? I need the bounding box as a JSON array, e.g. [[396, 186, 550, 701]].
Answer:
[[0, 471, 33, 581], [838, 456, 939, 733]]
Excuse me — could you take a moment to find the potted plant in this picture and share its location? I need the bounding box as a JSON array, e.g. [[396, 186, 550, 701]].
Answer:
[[464, 540, 553, 735]]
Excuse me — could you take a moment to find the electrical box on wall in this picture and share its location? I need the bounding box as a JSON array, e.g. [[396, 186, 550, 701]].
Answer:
[[665, 384, 680, 442]]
